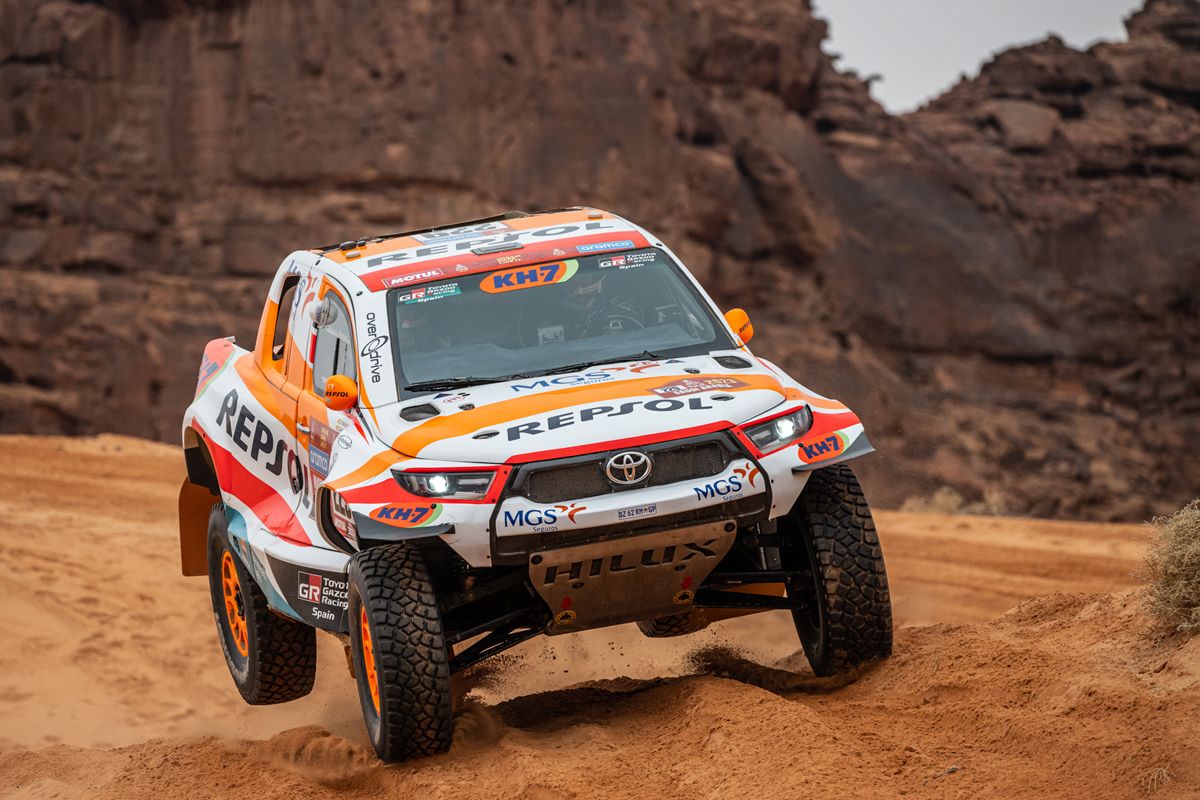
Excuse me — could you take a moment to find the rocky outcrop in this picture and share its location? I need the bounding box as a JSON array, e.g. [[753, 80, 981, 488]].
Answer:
[[0, 0, 1196, 520]]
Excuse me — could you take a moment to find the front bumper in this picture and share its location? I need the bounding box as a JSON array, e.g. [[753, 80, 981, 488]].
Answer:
[[491, 492, 769, 565], [489, 453, 772, 566]]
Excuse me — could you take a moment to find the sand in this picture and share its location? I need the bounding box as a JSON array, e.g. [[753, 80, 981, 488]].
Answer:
[[0, 435, 1195, 799]]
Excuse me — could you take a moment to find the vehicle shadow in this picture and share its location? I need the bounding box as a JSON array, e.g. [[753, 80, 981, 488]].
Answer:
[[490, 646, 880, 733], [686, 643, 881, 695]]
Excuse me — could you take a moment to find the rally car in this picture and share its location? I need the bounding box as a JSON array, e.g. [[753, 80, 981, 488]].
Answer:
[[178, 207, 892, 762]]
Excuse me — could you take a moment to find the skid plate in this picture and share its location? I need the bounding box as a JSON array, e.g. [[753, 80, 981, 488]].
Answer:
[[529, 520, 736, 634]]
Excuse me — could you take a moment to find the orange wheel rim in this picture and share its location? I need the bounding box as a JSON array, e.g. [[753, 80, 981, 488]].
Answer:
[[360, 607, 380, 714], [220, 551, 249, 657]]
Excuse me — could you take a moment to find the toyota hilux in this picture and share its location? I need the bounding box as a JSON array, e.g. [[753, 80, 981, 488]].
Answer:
[[178, 207, 892, 762]]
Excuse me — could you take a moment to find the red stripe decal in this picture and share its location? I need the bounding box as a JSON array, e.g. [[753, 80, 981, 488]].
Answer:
[[195, 423, 312, 546], [807, 409, 861, 439], [341, 478, 406, 505]]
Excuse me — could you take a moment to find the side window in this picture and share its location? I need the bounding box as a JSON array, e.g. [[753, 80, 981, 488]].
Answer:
[[311, 294, 356, 397], [271, 275, 301, 360]]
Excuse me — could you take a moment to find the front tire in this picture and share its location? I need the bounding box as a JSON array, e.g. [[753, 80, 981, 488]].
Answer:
[[349, 543, 454, 762], [781, 464, 892, 676], [206, 505, 317, 704]]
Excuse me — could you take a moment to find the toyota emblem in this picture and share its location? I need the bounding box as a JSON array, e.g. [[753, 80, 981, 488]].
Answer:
[[605, 451, 652, 486]]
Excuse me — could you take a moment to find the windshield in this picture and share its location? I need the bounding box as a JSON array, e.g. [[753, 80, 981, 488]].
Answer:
[[389, 247, 734, 394]]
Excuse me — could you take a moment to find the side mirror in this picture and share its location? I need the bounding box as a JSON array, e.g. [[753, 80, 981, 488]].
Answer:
[[724, 308, 754, 344], [324, 374, 358, 411], [309, 297, 339, 329]]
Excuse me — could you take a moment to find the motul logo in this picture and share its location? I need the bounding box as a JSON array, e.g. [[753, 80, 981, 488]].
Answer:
[[382, 268, 444, 287]]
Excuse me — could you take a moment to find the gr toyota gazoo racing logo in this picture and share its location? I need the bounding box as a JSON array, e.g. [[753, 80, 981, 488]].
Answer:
[[296, 571, 349, 622], [598, 251, 656, 269], [298, 571, 323, 603]]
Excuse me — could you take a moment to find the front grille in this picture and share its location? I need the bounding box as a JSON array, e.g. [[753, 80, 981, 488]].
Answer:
[[652, 441, 727, 484], [511, 434, 739, 504], [524, 461, 609, 503]]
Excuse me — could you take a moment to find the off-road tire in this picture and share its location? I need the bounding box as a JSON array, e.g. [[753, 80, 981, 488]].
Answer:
[[636, 608, 709, 637], [349, 543, 454, 762], [207, 505, 317, 704], [782, 464, 892, 676]]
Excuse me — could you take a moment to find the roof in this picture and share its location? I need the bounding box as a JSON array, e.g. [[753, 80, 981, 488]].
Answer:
[[315, 207, 653, 292]]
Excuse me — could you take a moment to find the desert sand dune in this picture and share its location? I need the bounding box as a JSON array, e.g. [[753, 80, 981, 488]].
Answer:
[[0, 435, 1195, 799]]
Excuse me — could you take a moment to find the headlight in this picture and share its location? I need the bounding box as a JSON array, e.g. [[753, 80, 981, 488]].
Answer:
[[742, 406, 813, 454], [394, 469, 496, 500]]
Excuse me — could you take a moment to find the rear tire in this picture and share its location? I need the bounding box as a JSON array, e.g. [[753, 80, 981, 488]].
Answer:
[[207, 505, 317, 704], [349, 543, 454, 762], [781, 464, 892, 676], [637, 608, 709, 638]]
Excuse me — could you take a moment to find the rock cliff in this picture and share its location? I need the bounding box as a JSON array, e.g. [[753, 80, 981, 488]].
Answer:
[[1, 0, 1196, 519]]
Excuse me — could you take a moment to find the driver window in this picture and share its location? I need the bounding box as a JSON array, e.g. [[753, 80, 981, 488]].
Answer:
[[311, 294, 356, 397], [271, 275, 300, 360]]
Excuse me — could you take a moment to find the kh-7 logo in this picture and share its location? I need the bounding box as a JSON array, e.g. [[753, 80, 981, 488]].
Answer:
[[369, 503, 444, 528], [797, 432, 850, 464], [481, 260, 578, 293]]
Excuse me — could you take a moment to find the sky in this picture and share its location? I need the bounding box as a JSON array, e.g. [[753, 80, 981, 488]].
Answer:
[[815, 0, 1143, 112]]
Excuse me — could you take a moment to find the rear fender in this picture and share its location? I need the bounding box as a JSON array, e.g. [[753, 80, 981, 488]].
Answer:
[[179, 427, 221, 576]]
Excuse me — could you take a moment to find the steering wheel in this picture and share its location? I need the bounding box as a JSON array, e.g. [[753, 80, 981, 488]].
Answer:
[[591, 294, 645, 333], [609, 295, 643, 319], [596, 314, 645, 334]]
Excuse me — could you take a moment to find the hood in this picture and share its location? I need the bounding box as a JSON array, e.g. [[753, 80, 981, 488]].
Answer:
[[374, 352, 789, 463]]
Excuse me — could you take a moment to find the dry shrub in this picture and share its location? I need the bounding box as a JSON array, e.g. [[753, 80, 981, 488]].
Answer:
[[968, 488, 1007, 516], [1140, 766, 1174, 795], [1143, 499, 1200, 634], [900, 487, 1006, 516], [901, 487, 965, 514]]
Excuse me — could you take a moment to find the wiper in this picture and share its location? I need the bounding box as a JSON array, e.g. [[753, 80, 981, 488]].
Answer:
[[404, 376, 502, 392], [537, 351, 663, 377]]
